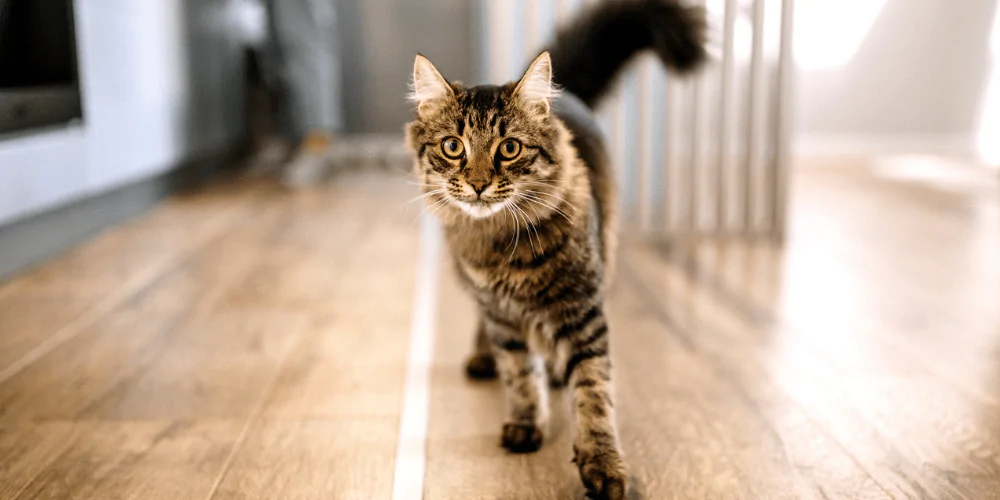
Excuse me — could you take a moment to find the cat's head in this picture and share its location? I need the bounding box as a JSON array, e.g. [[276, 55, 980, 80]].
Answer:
[[405, 52, 564, 220]]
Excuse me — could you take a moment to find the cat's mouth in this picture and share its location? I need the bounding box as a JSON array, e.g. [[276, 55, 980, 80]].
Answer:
[[455, 199, 507, 219]]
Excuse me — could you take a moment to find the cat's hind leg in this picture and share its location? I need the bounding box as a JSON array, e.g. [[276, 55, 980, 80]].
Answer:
[[465, 315, 496, 380]]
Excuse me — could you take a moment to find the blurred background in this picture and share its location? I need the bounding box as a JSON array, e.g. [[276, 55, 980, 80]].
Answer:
[[1, 0, 998, 276]]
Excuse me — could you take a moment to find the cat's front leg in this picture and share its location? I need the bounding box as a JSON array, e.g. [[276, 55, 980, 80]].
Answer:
[[555, 304, 627, 500], [483, 312, 550, 453], [465, 314, 496, 380]]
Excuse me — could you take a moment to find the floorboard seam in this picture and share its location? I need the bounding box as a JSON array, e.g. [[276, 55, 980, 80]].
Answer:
[[390, 214, 443, 500], [202, 323, 309, 500]]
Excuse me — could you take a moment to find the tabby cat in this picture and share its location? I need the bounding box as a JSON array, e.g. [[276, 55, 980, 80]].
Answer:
[[405, 1, 706, 497]]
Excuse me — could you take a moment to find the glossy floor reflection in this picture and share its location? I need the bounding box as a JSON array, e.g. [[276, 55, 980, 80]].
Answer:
[[0, 157, 997, 499]]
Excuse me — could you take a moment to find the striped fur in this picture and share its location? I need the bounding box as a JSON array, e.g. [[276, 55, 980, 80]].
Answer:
[[404, 3, 706, 498]]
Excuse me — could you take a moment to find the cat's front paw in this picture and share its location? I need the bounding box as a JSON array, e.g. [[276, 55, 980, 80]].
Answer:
[[465, 352, 496, 380], [501, 423, 544, 453], [574, 445, 627, 500]]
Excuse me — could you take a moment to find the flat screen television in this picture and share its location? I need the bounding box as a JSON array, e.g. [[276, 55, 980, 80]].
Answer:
[[0, 0, 83, 135]]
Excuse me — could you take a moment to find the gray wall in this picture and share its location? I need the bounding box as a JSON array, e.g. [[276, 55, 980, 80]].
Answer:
[[337, 0, 476, 134]]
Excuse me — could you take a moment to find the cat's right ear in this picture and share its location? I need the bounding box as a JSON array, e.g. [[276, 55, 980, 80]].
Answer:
[[410, 54, 453, 117]]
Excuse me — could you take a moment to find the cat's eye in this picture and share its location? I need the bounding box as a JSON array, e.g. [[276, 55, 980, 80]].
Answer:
[[441, 137, 465, 159], [498, 139, 522, 160]]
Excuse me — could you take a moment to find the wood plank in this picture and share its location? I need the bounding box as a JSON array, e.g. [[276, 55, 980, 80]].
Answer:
[[0, 184, 253, 379], [623, 239, 1000, 499], [0, 173, 421, 500], [0, 422, 78, 500], [256, 229, 417, 419], [785, 164, 1000, 407], [210, 418, 399, 500], [3, 421, 242, 500], [211, 173, 420, 499], [0, 190, 290, 422], [607, 273, 888, 500], [77, 309, 308, 420], [0, 295, 92, 377]]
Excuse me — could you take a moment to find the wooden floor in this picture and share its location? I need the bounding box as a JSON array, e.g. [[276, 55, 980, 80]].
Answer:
[[0, 157, 998, 499]]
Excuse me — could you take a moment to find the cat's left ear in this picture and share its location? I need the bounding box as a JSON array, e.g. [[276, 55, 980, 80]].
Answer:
[[514, 52, 558, 115], [410, 54, 454, 117]]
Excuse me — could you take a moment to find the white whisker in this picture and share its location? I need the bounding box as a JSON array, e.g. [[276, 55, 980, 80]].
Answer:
[[413, 195, 451, 224], [508, 207, 522, 261], [522, 188, 577, 211], [519, 193, 575, 224], [504, 205, 517, 251], [523, 200, 548, 251], [407, 181, 443, 188], [510, 202, 538, 257], [520, 192, 572, 212], [407, 189, 445, 204]]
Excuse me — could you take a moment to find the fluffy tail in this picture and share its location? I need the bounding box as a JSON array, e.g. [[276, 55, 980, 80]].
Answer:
[[547, 0, 708, 108]]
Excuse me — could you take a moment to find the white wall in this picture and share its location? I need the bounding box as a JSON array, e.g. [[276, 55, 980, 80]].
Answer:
[[794, 0, 999, 157], [0, 0, 248, 226]]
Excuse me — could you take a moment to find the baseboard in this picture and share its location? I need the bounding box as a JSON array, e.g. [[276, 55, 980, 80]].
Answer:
[[793, 133, 977, 158], [0, 144, 245, 282]]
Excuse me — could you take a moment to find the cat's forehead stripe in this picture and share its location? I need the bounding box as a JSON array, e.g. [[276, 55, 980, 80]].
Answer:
[[458, 85, 507, 128]]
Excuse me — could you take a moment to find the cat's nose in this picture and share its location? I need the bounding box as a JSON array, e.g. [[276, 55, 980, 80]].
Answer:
[[467, 179, 489, 196]]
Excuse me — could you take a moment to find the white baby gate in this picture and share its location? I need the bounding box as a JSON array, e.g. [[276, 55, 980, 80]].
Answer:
[[478, 0, 795, 239]]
